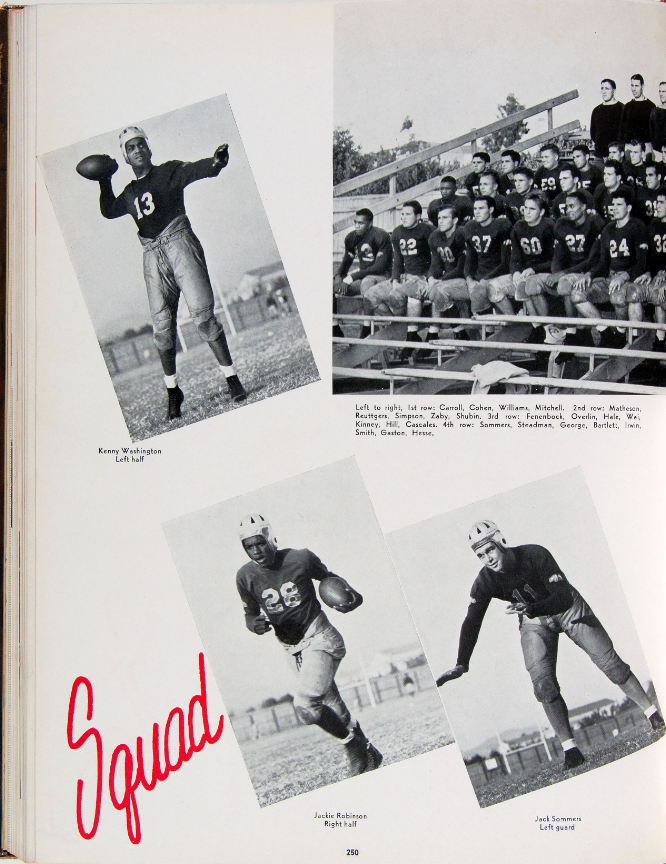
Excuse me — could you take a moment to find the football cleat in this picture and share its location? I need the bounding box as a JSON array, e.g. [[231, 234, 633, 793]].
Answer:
[[226, 375, 247, 403], [167, 385, 184, 420], [649, 712, 665, 731], [598, 328, 626, 350], [364, 742, 383, 772], [398, 330, 423, 361], [563, 746, 585, 770]]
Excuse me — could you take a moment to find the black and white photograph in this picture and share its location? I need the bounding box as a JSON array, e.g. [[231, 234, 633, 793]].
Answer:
[[387, 468, 665, 807], [161, 458, 453, 807], [39, 94, 319, 441], [332, 0, 665, 396]]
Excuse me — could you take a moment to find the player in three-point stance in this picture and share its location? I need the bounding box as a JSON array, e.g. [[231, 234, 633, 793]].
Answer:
[[96, 125, 246, 421], [235, 514, 382, 776], [436, 520, 664, 770]]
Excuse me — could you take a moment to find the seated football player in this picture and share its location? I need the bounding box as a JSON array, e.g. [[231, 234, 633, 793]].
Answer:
[[498, 149, 521, 195], [534, 144, 562, 202], [427, 175, 473, 227], [571, 144, 603, 194], [624, 140, 650, 188], [627, 186, 666, 353], [607, 141, 625, 164], [236, 514, 381, 777], [334, 208, 392, 339], [505, 167, 536, 223], [571, 187, 648, 348], [464, 196, 512, 316], [477, 170, 512, 220], [495, 194, 555, 339], [436, 520, 664, 772], [550, 165, 594, 221], [464, 151, 491, 198], [547, 190, 605, 346], [635, 163, 664, 223], [362, 201, 433, 357], [594, 160, 625, 222], [426, 205, 474, 341]]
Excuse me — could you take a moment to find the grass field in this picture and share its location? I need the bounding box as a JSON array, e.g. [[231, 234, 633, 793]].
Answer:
[[237, 689, 453, 807], [110, 315, 319, 441], [474, 722, 665, 807]]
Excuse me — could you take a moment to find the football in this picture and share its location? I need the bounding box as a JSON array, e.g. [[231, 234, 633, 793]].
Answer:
[[75, 154, 118, 180], [318, 576, 354, 608]]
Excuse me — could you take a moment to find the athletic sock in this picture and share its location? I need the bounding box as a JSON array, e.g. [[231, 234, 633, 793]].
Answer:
[[407, 325, 418, 333], [561, 738, 577, 751], [644, 705, 658, 719], [221, 365, 237, 378], [164, 374, 178, 388]]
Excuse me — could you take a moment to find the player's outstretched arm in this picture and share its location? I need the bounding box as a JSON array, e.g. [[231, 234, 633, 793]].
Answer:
[[212, 143, 230, 170], [436, 664, 468, 687]]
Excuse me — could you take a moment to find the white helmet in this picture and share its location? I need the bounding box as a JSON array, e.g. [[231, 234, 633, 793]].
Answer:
[[468, 519, 507, 551], [239, 513, 277, 553], [119, 125, 150, 163]]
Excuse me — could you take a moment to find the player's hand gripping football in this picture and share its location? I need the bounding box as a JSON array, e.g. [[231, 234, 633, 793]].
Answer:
[[213, 144, 230, 169], [435, 664, 467, 687], [252, 614, 272, 635], [332, 588, 363, 614]]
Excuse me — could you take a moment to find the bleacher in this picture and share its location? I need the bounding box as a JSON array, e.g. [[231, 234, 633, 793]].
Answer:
[[332, 91, 664, 395]]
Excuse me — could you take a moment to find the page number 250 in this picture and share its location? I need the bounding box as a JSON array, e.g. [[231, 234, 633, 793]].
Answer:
[[346, 851, 359, 856]]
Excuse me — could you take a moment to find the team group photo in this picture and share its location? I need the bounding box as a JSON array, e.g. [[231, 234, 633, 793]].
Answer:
[[40, 94, 319, 442], [333, 0, 665, 396]]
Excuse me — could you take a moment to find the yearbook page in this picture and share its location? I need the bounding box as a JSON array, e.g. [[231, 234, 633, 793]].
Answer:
[[4, 1, 666, 863]]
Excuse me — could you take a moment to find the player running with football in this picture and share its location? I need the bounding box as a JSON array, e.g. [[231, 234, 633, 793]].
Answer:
[[436, 520, 664, 770], [236, 514, 382, 776], [86, 125, 246, 421]]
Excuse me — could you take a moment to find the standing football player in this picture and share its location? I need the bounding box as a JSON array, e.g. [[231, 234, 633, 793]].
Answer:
[[649, 82, 666, 161], [96, 125, 246, 420], [436, 520, 664, 770], [236, 514, 382, 776], [620, 74, 656, 152], [590, 79, 624, 159]]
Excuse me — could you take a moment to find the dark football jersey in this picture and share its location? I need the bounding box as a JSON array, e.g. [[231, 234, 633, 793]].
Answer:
[[427, 227, 466, 279], [592, 217, 649, 278], [100, 159, 222, 239], [550, 188, 594, 221], [510, 218, 555, 273], [456, 544, 574, 668], [647, 219, 666, 274], [594, 184, 623, 222], [498, 174, 515, 196], [464, 217, 512, 279], [624, 162, 648, 188], [534, 165, 562, 201], [427, 195, 473, 227], [578, 164, 603, 194], [236, 548, 333, 645], [505, 190, 532, 223], [391, 222, 433, 279], [634, 186, 661, 224], [620, 98, 656, 145], [339, 226, 392, 279], [552, 213, 604, 272], [464, 171, 483, 198]]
